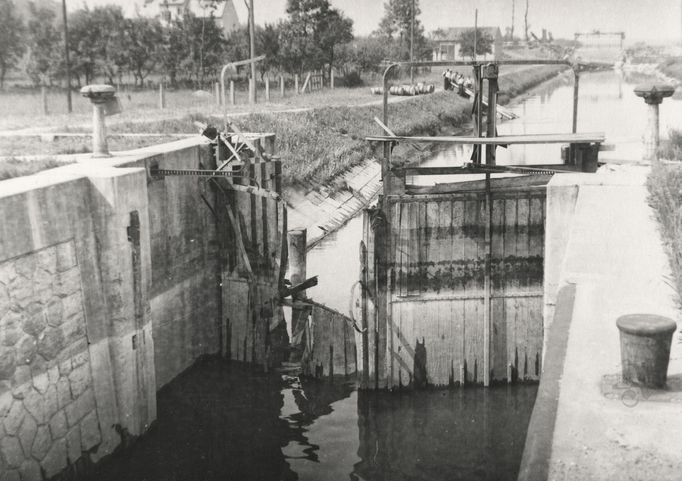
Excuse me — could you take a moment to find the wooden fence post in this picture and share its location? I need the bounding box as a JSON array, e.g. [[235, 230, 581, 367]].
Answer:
[[41, 86, 49, 115]]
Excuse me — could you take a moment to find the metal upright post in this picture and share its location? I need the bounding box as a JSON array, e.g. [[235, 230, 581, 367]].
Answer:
[[572, 65, 580, 133]]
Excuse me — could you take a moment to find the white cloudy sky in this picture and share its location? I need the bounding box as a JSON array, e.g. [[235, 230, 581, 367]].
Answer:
[[73, 0, 682, 42]]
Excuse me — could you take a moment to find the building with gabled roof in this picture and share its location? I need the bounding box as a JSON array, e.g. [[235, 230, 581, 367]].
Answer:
[[141, 0, 242, 38], [432, 26, 503, 62]]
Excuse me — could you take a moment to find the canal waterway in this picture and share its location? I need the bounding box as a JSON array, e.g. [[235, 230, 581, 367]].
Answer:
[[89, 68, 677, 481]]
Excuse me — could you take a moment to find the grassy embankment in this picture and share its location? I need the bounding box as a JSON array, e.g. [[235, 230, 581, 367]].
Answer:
[[0, 65, 567, 185], [122, 65, 567, 189], [647, 157, 682, 306]]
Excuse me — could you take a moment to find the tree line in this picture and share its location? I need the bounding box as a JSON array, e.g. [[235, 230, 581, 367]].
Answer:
[[0, 0, 437, 91]]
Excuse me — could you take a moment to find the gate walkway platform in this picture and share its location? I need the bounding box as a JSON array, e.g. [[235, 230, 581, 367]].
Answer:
[[520, 165, 682, 481]]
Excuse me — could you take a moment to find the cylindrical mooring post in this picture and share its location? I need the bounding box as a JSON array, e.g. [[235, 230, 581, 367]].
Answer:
[[158, 83, 166, 109], [288, 229, 307, 361], [616, 314, 677, 389], [80, 84, 116, 158], [634, 84, 676, 161]]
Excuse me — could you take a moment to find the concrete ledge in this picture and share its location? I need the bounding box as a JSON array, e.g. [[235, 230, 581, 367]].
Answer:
[[518, 283, 576, 481], [521, 166, 682, 480]]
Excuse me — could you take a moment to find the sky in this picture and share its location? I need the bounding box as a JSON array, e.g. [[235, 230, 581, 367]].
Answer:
[[74, 0, 682, 43]]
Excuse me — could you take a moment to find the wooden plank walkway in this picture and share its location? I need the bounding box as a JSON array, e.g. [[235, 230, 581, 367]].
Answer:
[[367, 132, 606, 145]]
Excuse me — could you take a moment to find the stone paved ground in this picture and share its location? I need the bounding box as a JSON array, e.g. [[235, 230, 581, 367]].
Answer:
[[541, 166, 682, 480]]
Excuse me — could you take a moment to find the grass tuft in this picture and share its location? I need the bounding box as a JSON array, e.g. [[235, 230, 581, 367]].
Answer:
[[648, 162, 682, 306], [658, 129, 682, 161]]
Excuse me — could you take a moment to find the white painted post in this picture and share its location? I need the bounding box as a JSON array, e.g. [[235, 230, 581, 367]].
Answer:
[[280, 75, 285, 98], [158, 83, 166, 109], [229, 80, 235, 105], [331, 69, 335, 89], [265, 76, 270, 102], [41, 86, 49, 115], [294, 74, 299, 95]]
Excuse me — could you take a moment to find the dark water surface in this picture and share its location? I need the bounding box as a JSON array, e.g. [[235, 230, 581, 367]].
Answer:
[[89, 358, 537, 481]]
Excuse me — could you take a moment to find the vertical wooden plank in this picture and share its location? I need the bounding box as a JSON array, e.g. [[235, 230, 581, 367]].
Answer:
[[491, 197, 507, 381], [260, 161, 269, 273], [504, 197, 518, 292], [516, 196, 530, 290], [506, 296, 518, 382], [407, 202, 419, 296], [463, 298, 483, 384]]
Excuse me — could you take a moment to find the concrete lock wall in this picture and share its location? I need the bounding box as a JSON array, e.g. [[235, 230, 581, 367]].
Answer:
[[0, 137, 267, 479]]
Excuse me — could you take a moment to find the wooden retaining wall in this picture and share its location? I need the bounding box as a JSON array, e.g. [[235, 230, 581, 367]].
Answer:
[[214, 136, 289, 367], [303, 304, 358, 379], [361, 182, 546, 388]]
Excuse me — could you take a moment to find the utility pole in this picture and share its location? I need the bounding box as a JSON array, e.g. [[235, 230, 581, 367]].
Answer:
[[248, 0, 257, 104], [62, 0, 72, 113], [410, 0, 415, 84], [524, 0, 529, 42], [511, 0, 515, 40], [474, 9, 478, 62]]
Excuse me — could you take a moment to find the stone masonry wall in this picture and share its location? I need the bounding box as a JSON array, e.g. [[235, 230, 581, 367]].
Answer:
[[0, 166, 157, 481], [0, 241, 101, 479]]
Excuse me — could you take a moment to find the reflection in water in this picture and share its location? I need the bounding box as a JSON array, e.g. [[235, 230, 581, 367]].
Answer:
[[89, 359, 537, 481]]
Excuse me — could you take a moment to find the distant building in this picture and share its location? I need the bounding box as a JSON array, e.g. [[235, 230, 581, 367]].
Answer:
[[142, 0, 242, 37], [432, 27, 503, 62]]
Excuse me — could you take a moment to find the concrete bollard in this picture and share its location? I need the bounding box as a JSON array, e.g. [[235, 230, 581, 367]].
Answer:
[[80, 84, 116, 158], [616, 314, 677, 389], [634, 84, 676, 161]]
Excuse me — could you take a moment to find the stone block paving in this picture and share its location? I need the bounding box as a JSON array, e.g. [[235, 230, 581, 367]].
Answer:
[[0, 242, 102, 480]]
